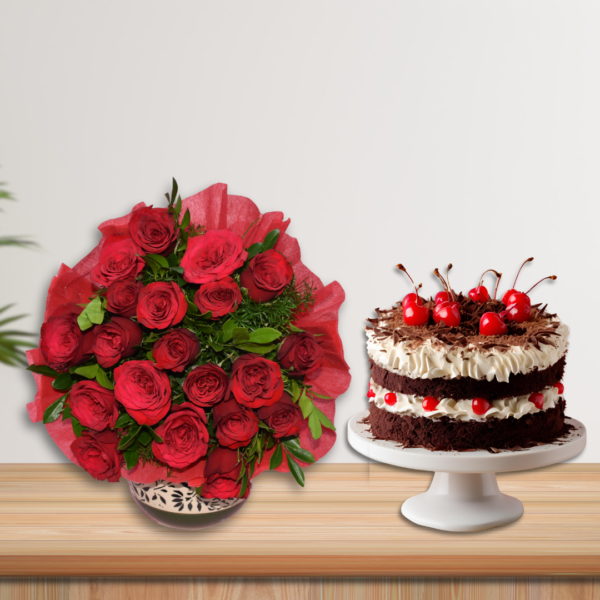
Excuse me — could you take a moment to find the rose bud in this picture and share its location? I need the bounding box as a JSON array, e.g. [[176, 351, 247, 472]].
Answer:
[[193, 277, 242, 319], [180, 229, 247, 284], [240, 249, 293, 303], [257, 392, 303, 439], [276, 331, 324, 377], [201, 447, 249, 499], [129, 206, 177, 256], [92, 316, 142, 368], [114, 360, 171, 426], [213, 398, 260, 449], [40, 304, 94, 372], [183, 363, 230, 408], [152, 329, 200, 372], [106, 280, 143, 318], [90, 238, 145, 288], [152, 403, 209, 469], [231, 354, 284, 409], [137, 281, 187, 329], [70, 380, 118, 431], [71, 430, 122, 482]]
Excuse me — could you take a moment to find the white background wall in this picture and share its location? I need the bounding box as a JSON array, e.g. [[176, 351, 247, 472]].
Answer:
[[0, 0, 598, 464]]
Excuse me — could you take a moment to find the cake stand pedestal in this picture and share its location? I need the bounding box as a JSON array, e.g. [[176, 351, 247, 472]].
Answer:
[[348, 411, 586, 532]]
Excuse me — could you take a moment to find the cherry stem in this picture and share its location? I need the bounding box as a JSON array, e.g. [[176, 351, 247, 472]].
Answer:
[[397, 264, 423, 305], [513, 257, 534, 289], [446, 263, 455, 302], [433, 268, 449, 292], [493, 272, 503, 300], [525, 275, 557, 295], [478, 269, 501, 289]]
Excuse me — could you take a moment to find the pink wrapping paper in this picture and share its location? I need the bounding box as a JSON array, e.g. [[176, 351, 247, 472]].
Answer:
[[27, 184, 351, 484]]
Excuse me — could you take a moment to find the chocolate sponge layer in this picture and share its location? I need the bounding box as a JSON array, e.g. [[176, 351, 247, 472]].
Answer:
[[370, 356, 566, 401], [367, 399, 568, 451]]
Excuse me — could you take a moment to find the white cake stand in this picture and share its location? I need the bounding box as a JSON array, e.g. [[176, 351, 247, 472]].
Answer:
[[348, 410, 586, 532]]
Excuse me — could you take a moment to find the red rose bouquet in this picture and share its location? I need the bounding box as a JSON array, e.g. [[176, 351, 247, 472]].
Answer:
[[27, 181, 350, 498]]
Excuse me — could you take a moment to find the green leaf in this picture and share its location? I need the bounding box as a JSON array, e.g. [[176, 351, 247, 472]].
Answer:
[[290, 380, 301, 402], [73, 364, 98, 379], [261, 229, 280, 252], [71, 416, 83, 437], [246, 242, 263, 261], [123, 444, 139, 470], [146, 350, 155, 361], [144, 257, 159, 277], [208, 341, 224, 352], [169, 266, 184, 274], [289, 324, 305, 333], [308, 412, 322, 439], [115, 413, 134, 428], [269, 443, 283, 470], [239, 469, 248, 498], [232, 327, 250, 344], [314, 406, 335, 431], [235, 343, 277, 355], [27, 364, 59, 377], [146, 253, 170, 269], [175, 196, 182, 219], [298, 391, 313, 418], [138, 430, 152, 446], [118, 425, 141, 451], [221, 319, 236, 343], [199, 311, 213, 321], [196, 324, 213, 334], [180, 208, 191, 230], [52, 373, 73, 391], [282, 438, 315, 464], [144, 425, 163, 444], [96, 366, 114, 390], [77, 296, 105, 331], [42, 393, 68, 424], [285, 452, 305, 487], [167, 253, 179, 267], [248, 327, 282, 344], [311, 392, 332, 400]]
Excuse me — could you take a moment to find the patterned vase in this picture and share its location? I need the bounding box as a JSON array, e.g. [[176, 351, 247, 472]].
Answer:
[[128, 479, 247, 530]]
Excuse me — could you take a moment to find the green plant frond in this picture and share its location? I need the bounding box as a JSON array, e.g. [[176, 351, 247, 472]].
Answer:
[[0, 304, 15, 316], [0, 236, 38, 248], [0, 314, 28, 328]]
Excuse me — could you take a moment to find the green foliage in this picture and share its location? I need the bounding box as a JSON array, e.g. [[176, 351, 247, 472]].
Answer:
[[77, 296, 105, 330]]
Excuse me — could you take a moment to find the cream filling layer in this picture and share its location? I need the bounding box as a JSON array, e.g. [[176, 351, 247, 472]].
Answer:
[[366, 318, 569, 383], [370, 379, 562, 422]]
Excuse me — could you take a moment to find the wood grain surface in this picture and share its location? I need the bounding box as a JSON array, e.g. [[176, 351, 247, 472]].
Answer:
[[0, 463, 599, 577]]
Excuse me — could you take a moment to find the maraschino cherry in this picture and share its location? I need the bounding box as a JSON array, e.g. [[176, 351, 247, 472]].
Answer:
[[529, 392, 544, 409], [435, 291, 450, 305], [555, 382, 565, 394], [480, 312, 508, 336], [433, 265, 461, 327], [422, 396, 440, 411], [502, 257, 534, 305], [469, 269, 501, 303], [397, 264, 430, 326], [402, 283, 424, 310], [506, 275, 557, 323], [472, 398, 491, 415], [384, 392, 397, 406]]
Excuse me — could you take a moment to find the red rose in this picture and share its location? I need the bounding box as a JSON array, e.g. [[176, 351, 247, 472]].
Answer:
[[276, 332, 324, 376], [193, 277, 242, 319], [256, 392, 303, 439], [137, 281, 187, 329], [213, 398, 260, 449], [201, 447, 249, 499], [129, 206, 177, 255], [114, 360, 171, 425], [240, 249, 293, 303], [152, 403, 209, 469], [70, 380, 118, 431], [106, 280, 142, 318], [92, 316, 142, 368], [231, 354, 284, 409], [91, 238, 145, 288], [183, 364, 230, 408], [71, 430, 122, 482], [180, 229, 247, 284], [152, 329, 200, 372], [40, 304, 93, 373]]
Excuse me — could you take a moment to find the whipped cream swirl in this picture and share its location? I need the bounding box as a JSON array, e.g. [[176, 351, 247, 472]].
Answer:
[[370, 380, 562, 422]]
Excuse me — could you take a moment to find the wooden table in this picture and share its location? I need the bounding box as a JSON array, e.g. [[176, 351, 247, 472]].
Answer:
[[0, 463, 599, 580]]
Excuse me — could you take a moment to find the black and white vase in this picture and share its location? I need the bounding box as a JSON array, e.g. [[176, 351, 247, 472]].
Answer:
[[128, 479, 247, 530]]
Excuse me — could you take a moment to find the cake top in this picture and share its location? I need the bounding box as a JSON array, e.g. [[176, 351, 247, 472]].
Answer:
[[367, 259, 564, 354]]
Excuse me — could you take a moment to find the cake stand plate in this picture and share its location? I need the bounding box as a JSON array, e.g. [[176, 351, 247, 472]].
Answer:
[[348, 411, 586, 532]]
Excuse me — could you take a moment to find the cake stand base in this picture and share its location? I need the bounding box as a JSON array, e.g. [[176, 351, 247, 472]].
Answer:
[[401, 472, 523, 532], [348, 410, 586, 532]]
